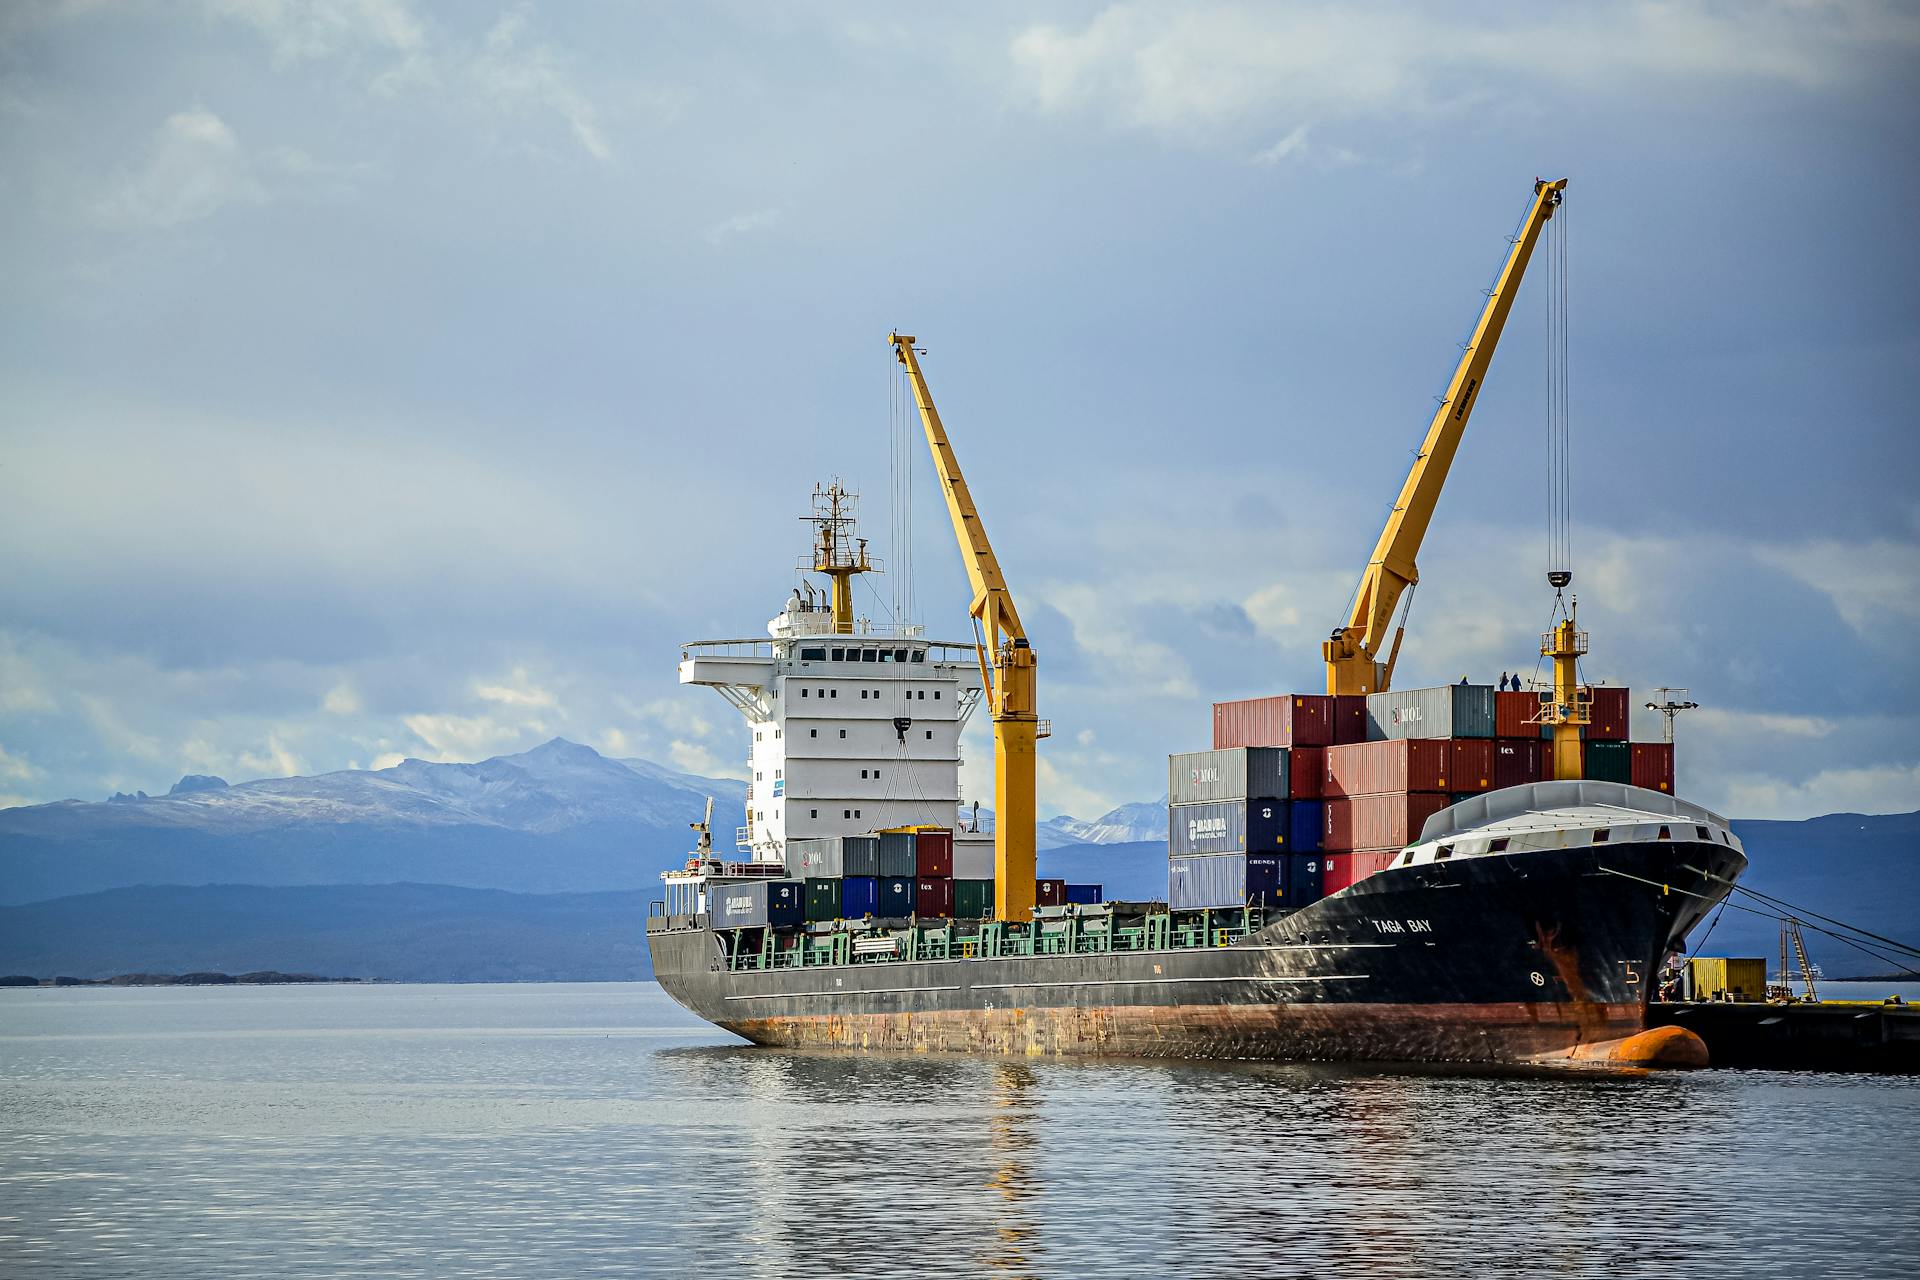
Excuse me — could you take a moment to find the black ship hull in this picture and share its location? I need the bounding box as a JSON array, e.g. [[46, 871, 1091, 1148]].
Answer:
[[647, 839, 1742, 1066]]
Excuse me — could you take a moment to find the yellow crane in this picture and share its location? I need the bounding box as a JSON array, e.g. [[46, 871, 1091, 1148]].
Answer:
[[891, 334, 1040, 922], [1323, 178, 1568, 696]]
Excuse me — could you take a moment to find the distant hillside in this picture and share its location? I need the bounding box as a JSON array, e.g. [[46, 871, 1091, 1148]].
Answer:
[[0, 739, 745, 904], [0, 884, 656, 984]]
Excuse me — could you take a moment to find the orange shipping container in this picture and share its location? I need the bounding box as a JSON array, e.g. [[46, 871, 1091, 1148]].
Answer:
[[1322, 850, 1400, 893], [1324, 793, 1449, 851], [1324, 739, 1450, 798], [1213, 695, 1333, 749]]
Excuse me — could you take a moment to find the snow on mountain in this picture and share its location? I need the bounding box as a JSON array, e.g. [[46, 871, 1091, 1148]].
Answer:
[[968, 800, 1170, 847], [0, 740, 747, 903]]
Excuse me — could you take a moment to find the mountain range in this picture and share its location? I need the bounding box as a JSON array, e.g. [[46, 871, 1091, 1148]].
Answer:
[[0, 741, 1911, 981]]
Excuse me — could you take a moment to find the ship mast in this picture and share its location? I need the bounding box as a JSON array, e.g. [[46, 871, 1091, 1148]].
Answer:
[[809, 482, 873, 635]]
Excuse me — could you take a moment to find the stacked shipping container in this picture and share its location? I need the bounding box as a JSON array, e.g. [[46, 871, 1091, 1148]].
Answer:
[[1194, 683, 1675, 896], [771, 828, 1101, 924]]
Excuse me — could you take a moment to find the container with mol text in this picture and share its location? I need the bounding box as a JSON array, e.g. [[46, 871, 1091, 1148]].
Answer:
[[1365, 685, 1496, 741], [1168, 747, 1288, 805]]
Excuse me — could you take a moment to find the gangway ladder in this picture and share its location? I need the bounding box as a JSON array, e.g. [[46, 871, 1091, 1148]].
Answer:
[[1779, 917, 1819, 1003]]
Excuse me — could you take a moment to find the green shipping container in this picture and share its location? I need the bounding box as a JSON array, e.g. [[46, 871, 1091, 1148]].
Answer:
[[804, 877, 842, 922], [1585, 740, 1631, 784], [953, 879, 995, 919]]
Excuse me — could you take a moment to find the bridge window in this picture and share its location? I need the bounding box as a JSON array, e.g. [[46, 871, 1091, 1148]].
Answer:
[[911, 650, 925, 662], [832, 648, 845, 661], [862, 649, 877, 663], [800, 647, 826, 661], [894, 649, 908, 663]]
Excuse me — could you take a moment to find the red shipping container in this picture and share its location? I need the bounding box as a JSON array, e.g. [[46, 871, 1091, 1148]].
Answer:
[[1213, 694, 1334, 749], [1450, 739, 1495, 793], [1289, 746, 1325, 799], [1330, 695, 1369, 745], [1493, 738, 1546, 790], [1324, 740, 1450, 798], [914, 829, 953, 878], [1035, 879, 1068, 907], [1587, 687, 1630, 741], [1630, 742, 1676, 793], [914, 877, 955, 916], [1324, 850, 1401, 892], [1496, 690, 1540, 739], [1324, 793, 1449, 850]]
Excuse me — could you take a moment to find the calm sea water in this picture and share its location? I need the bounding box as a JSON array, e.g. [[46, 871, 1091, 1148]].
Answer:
[[3, 981, 1917, 1279]]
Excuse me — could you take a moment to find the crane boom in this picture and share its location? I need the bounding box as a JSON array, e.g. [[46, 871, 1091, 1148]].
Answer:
[[891, 334, 1038, 922], [1323, 178, 1567, 695]]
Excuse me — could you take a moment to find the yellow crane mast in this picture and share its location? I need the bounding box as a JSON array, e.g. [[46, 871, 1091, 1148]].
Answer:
[[891, 334, 1040, 922], [1323, 178, 1568, 696]]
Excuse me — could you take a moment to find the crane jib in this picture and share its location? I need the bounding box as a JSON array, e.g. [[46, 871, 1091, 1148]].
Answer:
[[1452, 377, 1478, 422]]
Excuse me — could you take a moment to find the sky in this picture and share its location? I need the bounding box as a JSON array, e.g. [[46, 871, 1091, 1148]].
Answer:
[[2, 1, 1917, 822]]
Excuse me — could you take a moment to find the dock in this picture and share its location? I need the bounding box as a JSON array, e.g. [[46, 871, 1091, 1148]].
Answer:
[[1649, 1000, 1920, 1073]]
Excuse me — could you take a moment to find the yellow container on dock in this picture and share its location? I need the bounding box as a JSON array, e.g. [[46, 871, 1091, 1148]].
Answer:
[[1688, 957, 1766, 1002]]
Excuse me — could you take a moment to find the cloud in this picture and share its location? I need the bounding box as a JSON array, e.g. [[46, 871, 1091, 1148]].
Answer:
[[667, 739, 728, 777], [706, 207, 783, 246], [0, 745, 44, 784], [400, 711, 543, 762], [467, 7, 611, 161], [91, 108, 267, 229], [474, 667, 559, 709], [1723, 762, 1920, 821], [1250, 124, 1311, 166], [322, 683, 362, 715], [236, 732, 305, 779], [1754, 538, 1920, 636], [1008, 2, 1919, 141], [206, 0, 426, 63]]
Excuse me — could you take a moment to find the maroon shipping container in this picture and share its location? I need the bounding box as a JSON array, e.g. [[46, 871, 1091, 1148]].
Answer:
[[1495, 690, 1539, 739], [1324, 739, 1450, 798], [914, 829, 953, 878], [914, 877, 955, 917], [1449, 739, 1495, 793], [1492, 738, 1547, 790], [1630, 742, 1676, 793], [1330, 695, 1369, 745], [1035, 879, 1068, 907], [1322, 850, 1400, 893], [1323, 793, 1449, 851], [1289, 746, 1325, 799], [1587, 687, 1630, 741], [1213, 695, 1334, 749]]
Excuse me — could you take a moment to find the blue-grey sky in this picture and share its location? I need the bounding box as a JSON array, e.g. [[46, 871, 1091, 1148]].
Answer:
[[3, 1, 1917, 820]]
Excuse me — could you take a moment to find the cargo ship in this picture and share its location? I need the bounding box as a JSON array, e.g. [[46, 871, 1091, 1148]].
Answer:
[[645, 485, 1746, 1067], [645, 179, 1746, 1066]]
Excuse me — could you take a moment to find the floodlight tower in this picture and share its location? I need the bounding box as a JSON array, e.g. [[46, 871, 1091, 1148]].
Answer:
[[1645, 688, 1700, 744]]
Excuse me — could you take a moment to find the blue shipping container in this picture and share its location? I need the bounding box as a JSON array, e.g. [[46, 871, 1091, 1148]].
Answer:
[[1288, 800, 1324, 854], [707, 879, 805, 929], [1289, 853, 1325, 905], [1169, 798, 1289, 856], [877, 876, 917, 917], [841, 876, 880, 918], [1168, 853, 1285, 910], [1064, 883, 1103, 905]]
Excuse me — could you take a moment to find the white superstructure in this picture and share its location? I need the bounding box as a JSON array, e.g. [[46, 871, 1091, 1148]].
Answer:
[[679, 486, 983, 865]]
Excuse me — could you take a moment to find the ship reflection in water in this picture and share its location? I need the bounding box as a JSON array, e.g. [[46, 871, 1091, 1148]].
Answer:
[[5, 983, 1916, 1279]]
